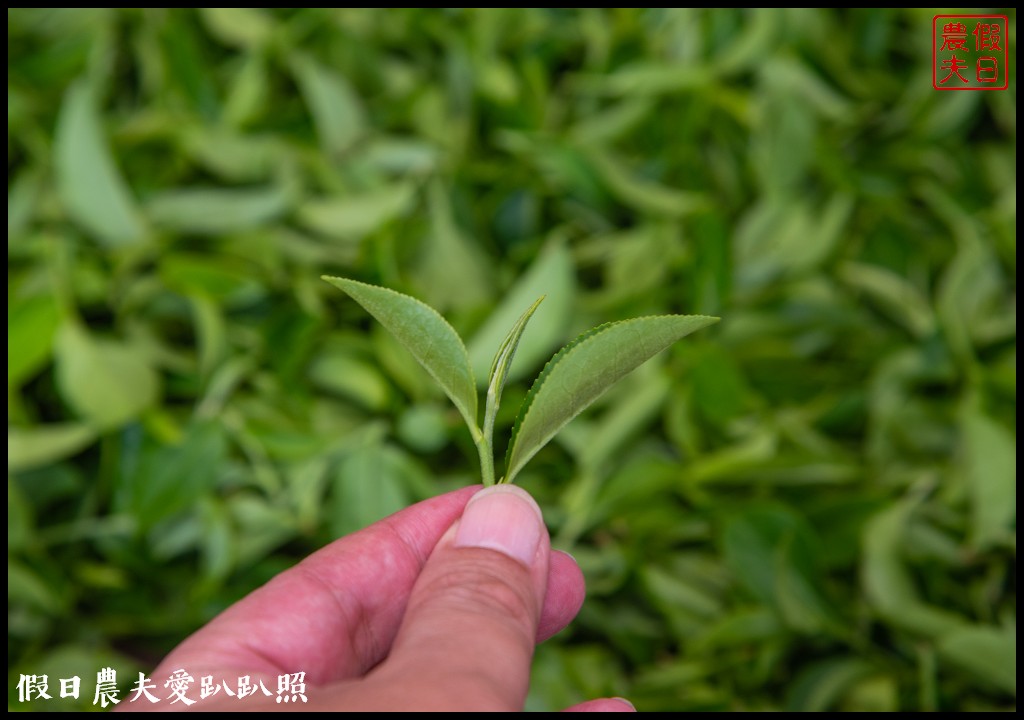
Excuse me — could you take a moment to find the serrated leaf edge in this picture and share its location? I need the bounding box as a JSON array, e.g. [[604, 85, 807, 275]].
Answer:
[[322, 275, 479, 431], [487, 295, 545, 402], [503, 314, 719, 483]]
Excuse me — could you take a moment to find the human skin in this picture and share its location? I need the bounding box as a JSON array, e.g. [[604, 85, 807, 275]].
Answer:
[[117, 485, 634, 712]]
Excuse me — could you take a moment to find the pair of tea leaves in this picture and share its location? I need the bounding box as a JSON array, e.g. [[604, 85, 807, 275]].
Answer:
[[323, 276, 718, 485]]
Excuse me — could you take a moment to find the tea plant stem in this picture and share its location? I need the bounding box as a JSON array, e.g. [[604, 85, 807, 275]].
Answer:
[[473, 426, 496, 486], [483, 384, 501, 481]]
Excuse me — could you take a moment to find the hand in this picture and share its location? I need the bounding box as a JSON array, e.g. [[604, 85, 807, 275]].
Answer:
[[124, 485, 635, 712]]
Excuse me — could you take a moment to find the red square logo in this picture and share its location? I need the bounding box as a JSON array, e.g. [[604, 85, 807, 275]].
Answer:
[[933, 15, 1009, 90]]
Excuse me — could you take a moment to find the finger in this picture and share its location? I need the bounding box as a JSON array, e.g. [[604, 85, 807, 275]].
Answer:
[[563, 698, 637, 712], [369, 485, 549, 711], [151, 486, 480, 684], [538, 550, 584, 643]]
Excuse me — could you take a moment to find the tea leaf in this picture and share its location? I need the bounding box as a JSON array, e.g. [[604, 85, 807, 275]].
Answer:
[[146, 183, 292, 235], [8, 561, 65, 615], [54, 322, 160, 431], [298, 182, 416, 241], [504, 314, 718, 483], [487, 296, 545, 410], [54, 81, 145, 247], [723, 505, 835, 634], [8, 423, 97, 473], [290, 53, 365, 155], [468, 240, 575, 387], [484, 295, 545, 450], [861, 500, 967, 637], [936, 624, 1016, 696], [589, 149, 708, 217], [118, 420, 227, 529], [962, 408, 1015, 550], [309, 346, 392, 412], [322, 277, 478, 434], [785, 658, 874, 712], [412, 182, 493, 311], [8, 293, 61, 388], [331, 442, 414, 536], [199, 7, 274, 49], [839, 261, 934, 338]]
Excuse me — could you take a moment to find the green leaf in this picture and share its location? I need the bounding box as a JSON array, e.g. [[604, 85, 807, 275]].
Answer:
[[228, 494, 298, 567], [161, 253, 264, 302], [331, 442, 415, 536], [838, 261, 934, 338], [468, 240, 575, 387], [297, 182, 416, 241], [396, 404, 450, 453], [861, 500, 967, 637], [8, 478, 32, 552], [689, 343, 751, 428], [8, 561, 65, 615], [936, 625, 1016, 696], [54, 323, 160, 431], [589, 149, 709, 217], [962, 408, 1016, 550], [8, 168, 42, 241], [487, 296, 545, 415], [199, 7, 274, 49], [575, 62, 712, 97], [484, 295, 544, 452], [197, 497, 233, 582], [223, 51, 269, 127], [642, 564, 722, 620], [8, 423, 97, 473], [8, 293, 61, 388], [722, 505, 835, 634], [713, 7, 780, 73], [936, 232, 1003, 363], [146, 183, 292, 235], [290, 53, 365, 155], [186, 133, 270, 184], [411, 182, 493, 311], [117, 420, 226, 529], [693, 608, 783, 651], [842, 675, 899, 713], [322, 277, 478, 434], [363, 137, 439, 175], [570, 98, 654, 145], [160, 11, 220, 119], [371, 325, 437, 401], [54, 80, 145, 247], [579, 365, 670, 474], [504, 314, 718, 483], [309, 346, 392, 412], [189, 294, 227, 381], [785, 658, 874, 712]]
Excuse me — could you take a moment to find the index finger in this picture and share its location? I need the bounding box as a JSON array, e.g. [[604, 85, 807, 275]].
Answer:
[[152, 486, 479, 685], [147, 486, 585, 687]]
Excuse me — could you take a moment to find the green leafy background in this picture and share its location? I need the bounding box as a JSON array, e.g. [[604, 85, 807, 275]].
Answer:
[[8, 8, 1016, 711]]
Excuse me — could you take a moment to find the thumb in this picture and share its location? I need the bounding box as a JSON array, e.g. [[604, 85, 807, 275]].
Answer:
[[368, 485, 549, 711]]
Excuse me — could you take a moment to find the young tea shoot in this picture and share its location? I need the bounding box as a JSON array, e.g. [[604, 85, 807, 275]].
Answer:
[[323, 276, 719, 485]]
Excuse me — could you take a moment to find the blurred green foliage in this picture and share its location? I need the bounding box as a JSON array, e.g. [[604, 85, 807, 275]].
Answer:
[[8, 8, 1016, 711]]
